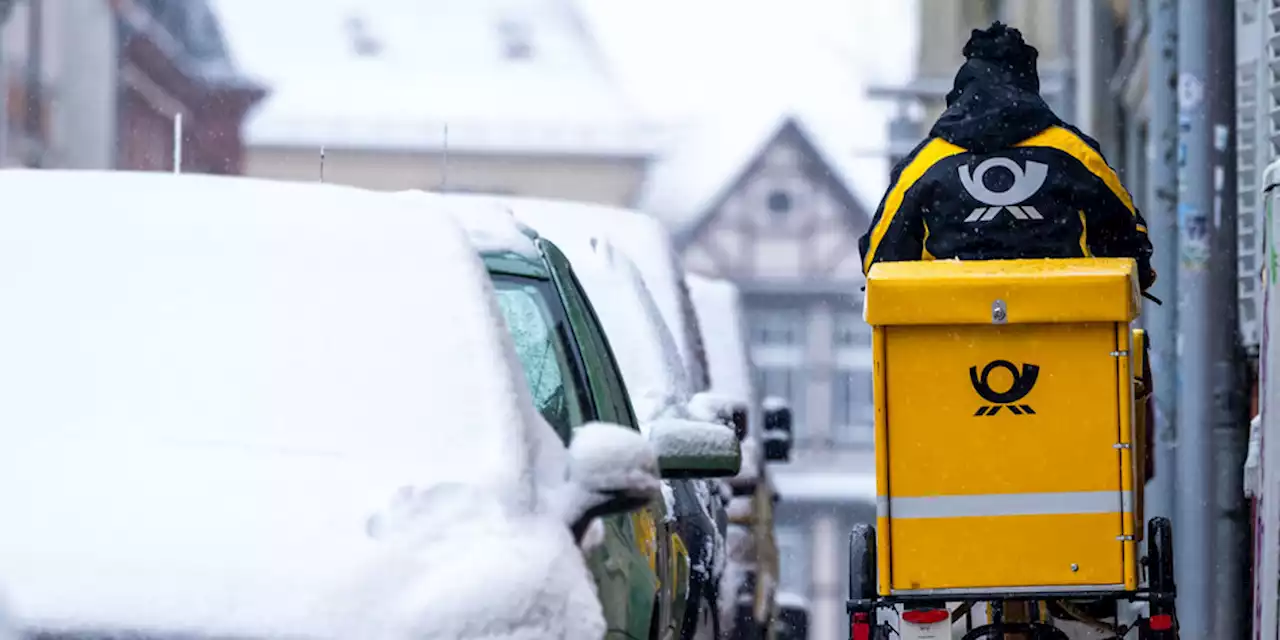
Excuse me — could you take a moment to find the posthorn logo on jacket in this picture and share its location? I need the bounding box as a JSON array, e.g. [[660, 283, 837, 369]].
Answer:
[[856, 21, 1155, 292], [958, 158, 1049, 222]]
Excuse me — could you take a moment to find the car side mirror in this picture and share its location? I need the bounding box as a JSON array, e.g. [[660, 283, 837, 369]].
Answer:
[[763, 397, 793, 462], [565, 422, 661, 542], [644, 418, 742, 479]]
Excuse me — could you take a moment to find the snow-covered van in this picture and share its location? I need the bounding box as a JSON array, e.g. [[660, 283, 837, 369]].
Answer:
[[686, 273, 794, 639], [416, 191, 744, 640], [0, 171, 664, 640], [447, 194, 736, 640]]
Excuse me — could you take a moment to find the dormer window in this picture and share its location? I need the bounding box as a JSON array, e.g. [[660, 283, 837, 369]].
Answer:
[[498, 19, 533, 60], [345, 15, 383, 58]]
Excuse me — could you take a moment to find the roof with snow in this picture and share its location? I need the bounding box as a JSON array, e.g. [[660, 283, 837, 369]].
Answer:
[[210, 0, 663, 157], [121, 0, 263, 91], [635, 106, 877, 239]]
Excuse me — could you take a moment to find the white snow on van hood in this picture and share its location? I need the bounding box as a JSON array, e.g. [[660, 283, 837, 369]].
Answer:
[[0, 171, 601, 639]]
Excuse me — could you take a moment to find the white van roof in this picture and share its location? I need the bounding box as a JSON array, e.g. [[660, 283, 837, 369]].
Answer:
[[0, 170, 554, 635]]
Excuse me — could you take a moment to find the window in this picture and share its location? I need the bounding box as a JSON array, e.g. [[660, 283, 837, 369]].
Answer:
[[767, 189, 793, 215], [539, 239, 639, 429], [748, 309, 806, 346], [492, 275, 588, 442], [498, 19, 533, 60], [831, 369, 874, 445], [776, 525, 810, 595], [833, 312, 872, 348]]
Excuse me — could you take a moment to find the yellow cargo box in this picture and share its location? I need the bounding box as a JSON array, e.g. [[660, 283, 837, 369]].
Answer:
[[865, 258, 1141, 597]]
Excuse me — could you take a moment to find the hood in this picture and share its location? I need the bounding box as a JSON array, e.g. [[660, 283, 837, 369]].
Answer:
[[0, 435, 591, 639], [929, 22, 1062, 153]]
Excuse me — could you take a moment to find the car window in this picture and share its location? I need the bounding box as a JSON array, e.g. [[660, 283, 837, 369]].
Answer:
[[539, 239, 640, 429], [491, 274, 589, 442]]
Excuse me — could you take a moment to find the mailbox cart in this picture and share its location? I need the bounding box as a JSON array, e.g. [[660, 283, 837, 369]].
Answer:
[[846, 258, 1178, 640]]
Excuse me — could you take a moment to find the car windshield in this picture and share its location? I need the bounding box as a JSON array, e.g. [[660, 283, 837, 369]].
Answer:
[[491, 274, 587, 440]]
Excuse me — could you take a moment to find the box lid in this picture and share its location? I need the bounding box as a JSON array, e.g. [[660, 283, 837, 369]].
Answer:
[[864, 258, 1140, 326]]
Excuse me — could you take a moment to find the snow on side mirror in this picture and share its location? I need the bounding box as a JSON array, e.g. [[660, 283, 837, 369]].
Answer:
[[688, 391, 748, 441], [565, 422, 661, 542], [762, 396, 793, 463], [645, 418, 741, 479]]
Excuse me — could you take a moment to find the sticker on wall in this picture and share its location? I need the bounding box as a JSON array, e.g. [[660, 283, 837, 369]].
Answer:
[[1178, 73, 1205, 112], [1179, 203, 1210, 270]]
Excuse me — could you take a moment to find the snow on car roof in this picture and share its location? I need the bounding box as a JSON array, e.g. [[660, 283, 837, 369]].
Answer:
[[210, 0, 663, 156], [0, 170, 576, 634], [686, 273, 753, 407], [0, 169, 547, 488], [686, 273, 761, 480], [464, 195, 695, 367], [393, 190, 542, 261]]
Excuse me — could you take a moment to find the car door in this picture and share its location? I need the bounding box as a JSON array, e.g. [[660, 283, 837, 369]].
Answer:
[[488, 268, 645, 639], [539, 239, 687, 640]]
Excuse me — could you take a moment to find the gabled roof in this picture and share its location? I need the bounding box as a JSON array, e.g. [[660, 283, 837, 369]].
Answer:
[[635, 105, 876, 238], [210, 0, 662, 157], [120, 0, 264, 92]]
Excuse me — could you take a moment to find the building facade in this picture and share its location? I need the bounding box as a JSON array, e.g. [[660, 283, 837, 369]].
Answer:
[[214, 0, 660, 208], [638, 111, 876, 640], [0, 0, 261, 173]]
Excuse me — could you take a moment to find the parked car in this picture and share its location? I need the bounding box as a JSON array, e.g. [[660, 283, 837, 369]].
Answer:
[[425, 192, 743, 640], [458, 194, 735, 640], [687, 273, 796, 639], [0, 170, 668, 640]]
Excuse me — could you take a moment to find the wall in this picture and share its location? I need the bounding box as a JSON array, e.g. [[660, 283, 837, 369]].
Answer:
[[245, 146, 650, 207]]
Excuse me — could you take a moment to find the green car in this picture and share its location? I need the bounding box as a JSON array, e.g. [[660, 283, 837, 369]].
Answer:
[[434, 196, 741, 640]]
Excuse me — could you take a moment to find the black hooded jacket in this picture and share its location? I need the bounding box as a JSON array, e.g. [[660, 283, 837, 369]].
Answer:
[[857, 22, 1155, 290]]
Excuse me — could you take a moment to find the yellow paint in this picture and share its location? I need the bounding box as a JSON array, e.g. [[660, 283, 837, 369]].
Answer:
[[1116, 326, 1138, 591], [890, 514, 1124, 591], [868, 257, 1142, 593], [921, 221, 936, 261], [632, 510, 658, 574], [862, 137, 967, 273], [1078, 210, 1093, 257], [873, 326, 892, 597], [865, 258, 1140, 326], [884, 322, 1122, 497], [1015, 126, 1137, 216]]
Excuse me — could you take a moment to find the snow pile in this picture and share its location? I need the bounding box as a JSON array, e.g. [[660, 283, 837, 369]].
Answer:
[[210, 0, 660, 155], [770, 471, 876, 503], [775, 591, 810, 611], [686, 390, 740, 425], [685, 275, 756, 424], [726, 496, 754, 522], [394, 191, 542, 260], [0, 171, 604, 639], [659, 483, 678, 523], [762, 396, 790, 413], [690, 480, 727, 583], [564, 421, 661, 500], [325, 484, 605, 640], [650, 420, 737, 460]]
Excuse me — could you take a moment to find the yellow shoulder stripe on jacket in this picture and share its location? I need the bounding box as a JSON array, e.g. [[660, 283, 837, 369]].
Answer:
[[862, 137, 966, 273], [1015, 126, 1137, 216]]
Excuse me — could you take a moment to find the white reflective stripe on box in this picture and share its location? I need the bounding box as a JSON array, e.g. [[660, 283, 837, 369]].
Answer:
[[876, 490, 1132, 519]]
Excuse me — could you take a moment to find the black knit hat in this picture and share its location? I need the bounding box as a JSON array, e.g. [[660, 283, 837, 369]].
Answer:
[[945, 21, 1042, 105]]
